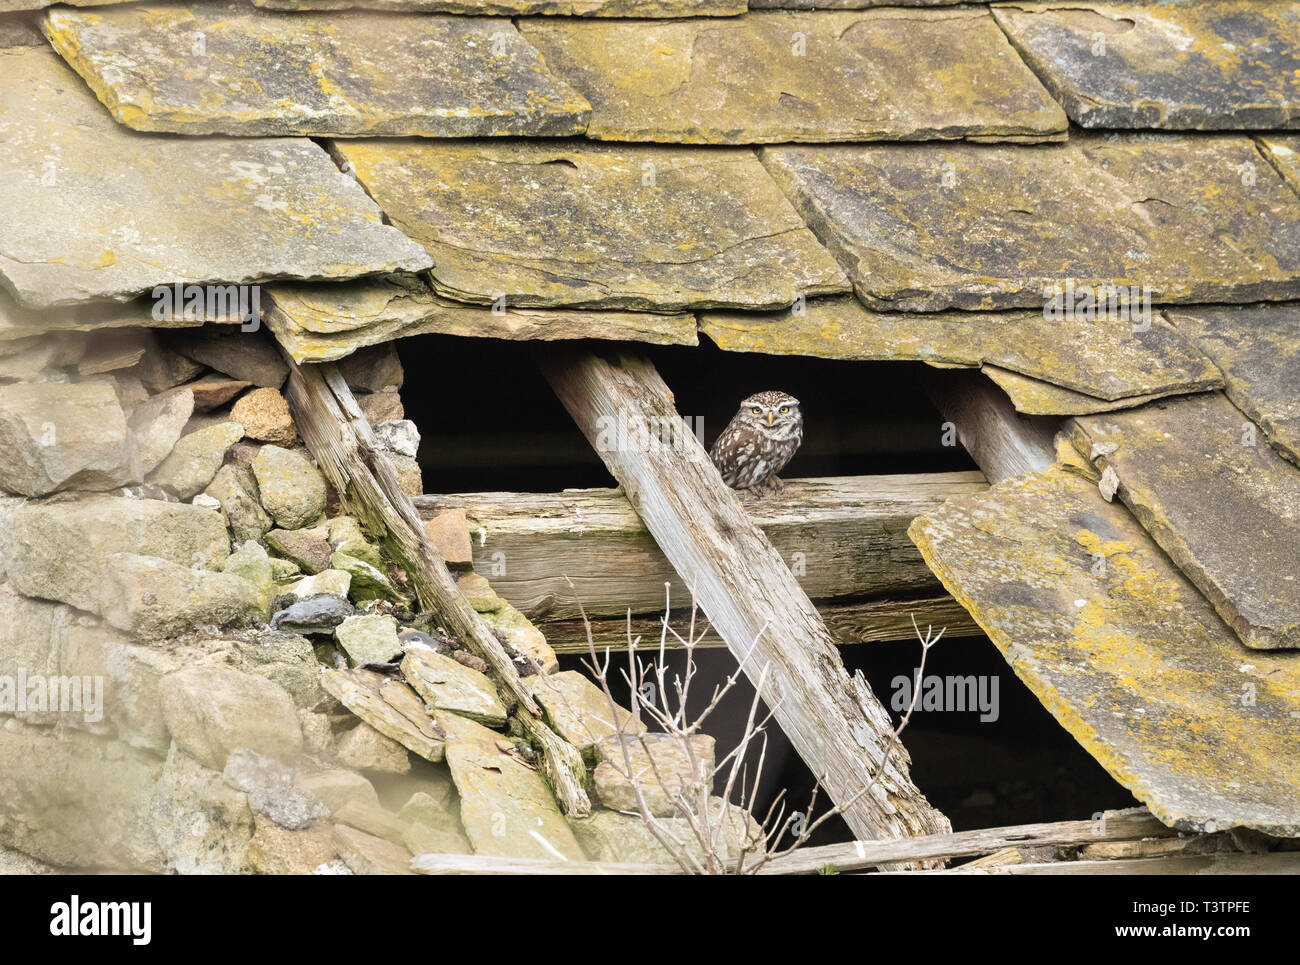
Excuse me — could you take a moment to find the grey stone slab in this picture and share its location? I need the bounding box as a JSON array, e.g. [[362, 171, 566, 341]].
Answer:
[[254, 0, 744, 13], [0, 47, 430, 309], [982, 365, 1193, 416], [1073, 393, 1300, 650], [910, 464, 1300, 836], [760, 136, 1300, 312], [519, 9, 1066, 143], [993, 2, 1300, 129], [44, 4, 590, 137], [333, 141, 849, 311], [1166, 303, 1300, 467]]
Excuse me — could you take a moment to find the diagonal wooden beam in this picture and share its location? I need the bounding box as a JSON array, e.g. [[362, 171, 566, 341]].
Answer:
[[542, 347, 950, 844]]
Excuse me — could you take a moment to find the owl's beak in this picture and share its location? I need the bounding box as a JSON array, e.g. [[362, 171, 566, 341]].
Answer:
[[766, 412, 774, 426]]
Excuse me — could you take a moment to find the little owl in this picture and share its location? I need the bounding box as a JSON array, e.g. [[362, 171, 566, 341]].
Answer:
[[710, 390, 803, 494]]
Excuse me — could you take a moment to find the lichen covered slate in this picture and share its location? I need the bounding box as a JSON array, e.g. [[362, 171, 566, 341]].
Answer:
[[1166, 304, 1300, 466], [519, 9, 1066, 143], [253, 0, 744, 14], [1074, 393, 1300, 649], [982, 365, 1182, 416], [43, 4, 591, 137], [1259, 135, 1300, 194], [760, 136, 1300, 312], [265, 275, 697, 362], [332, 141, 849, 311], [0, 47, 430, 308], [700, 296, 1222, 401], [910, 465, 1300, 836], [993, 2, 1300, 129]]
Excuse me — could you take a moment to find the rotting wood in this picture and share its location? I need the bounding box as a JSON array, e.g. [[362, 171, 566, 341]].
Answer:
[[414, 471, 987, 622], [281, 354, 591, 815], [540, 593, 982, 654], [925, 368, 1060, 484], [409, 808, 1183, 875], [542, 347, 950, 846]]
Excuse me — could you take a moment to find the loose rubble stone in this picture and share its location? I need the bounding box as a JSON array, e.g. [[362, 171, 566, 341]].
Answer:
[[1073, 393, 1300, 649], [1, 496, 230, 613], [0, 381, 136, 495], [168, 330, 289, 390], [480, 601, 560, 675], [444, 731, 586, 861], [187, 373, 252, 412], [150, 421, 244, 499], [423, 509, 473, 567], [593, 733, 716, 816], [266, 527, 334, 575], [128, 386, 195, 476], [252, 445, 328, 529], [355, 388, 404, 424], [333, 536, 384, 570], [700, 297, 1223, 401], [0, 47, 430, 309], [222, 540, 277, 620], [150, 747, 254, 874], [336, 722, 412, 774], [335, 614, 403, 667], [102, 552, 263, 639], [389, 452, 423, 499], [332, 141, 848, 312], [397, 791, 471, 856], [402, 647, 508, 727], [231, 387, 297, 445], [223, 749, 329, 830], [205, 464, 274, 543], [374, 420, 419, 459], [45, 6, 591, 137], [232, 628, 323, 709], [909, 464, 1300, 836], [266, 274, 698, 363], [248, 815, 341, 875], [336, 342, 404, 393], [331, 551, 405, 604], [284, 571, 353, 604], [1168, 304, 1300, 467], [320, 668, 446, 762], [760, 135, 1300, 311], [992, 2, 1300, 129], [526, 670, 644, 761], [271, 594, 355, 634], [521, 10, 1066, 142], [161, 665, 303, 771]]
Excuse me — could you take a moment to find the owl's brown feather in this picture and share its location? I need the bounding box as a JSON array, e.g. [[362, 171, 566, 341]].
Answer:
[[710, 390, 803, 492]]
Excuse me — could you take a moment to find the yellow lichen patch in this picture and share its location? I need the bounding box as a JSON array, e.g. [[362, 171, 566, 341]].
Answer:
[[909, 464, 1300, 836]]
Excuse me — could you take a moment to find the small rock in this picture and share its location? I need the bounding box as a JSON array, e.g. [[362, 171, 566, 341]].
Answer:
[[231, 386, 297, 445], [133, 338, 206, 392], [168, 329, 288, 389], [455, 571, 503, 613], [265, 527, 333, 574], [374, 419, 419, 458], [333, 824, 413, 875], [526, 670, 643, 761], [252, 445, 327, 529], [285, 569, 352, 601], [335, 613, 402, 667], [296, 709, 335, 757], [397, 791, 471, 856], [403, 647, 507, 726], [249, 815, 341, 875], [337, 342, 403, 392], [161, 666, 303, 770], [222, 748, 329, 830], [398, 628, 449, 654], [319, 668, 445, 763], [326, 515, 367, 548], [480, 601, 559, 675], [331, 551, 405, 604], [204, 463, 273, 543], [191, 492, 221, 511], [388, 452, 423, 497], [127, 386, 195, 475], [355, 388, 403, 424], [150, 421, 244, 498], [296, 768, 380, 813], [336, 721, 412, 774], [270, 557, 302, 581], [117, 482, 179, 502], [451, 650, 490, 675], [271, 594, 355, 635], [186, 372, 252, 412], [423, 508, 473, 567], [0, 381, 136, 495], [221, 540, 277, 620]]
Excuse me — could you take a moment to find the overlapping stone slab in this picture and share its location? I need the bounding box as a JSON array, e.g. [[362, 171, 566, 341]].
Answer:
[[43, 4, 590, 137], [993, 2, 1300, 129], [760, 136, 1300, 312], [909, 465, 1300, 836], [1259, 136, 1300, 195], [699, 296, 1222, 401], [265, 275, 697, 362], [1073, 393, 1300, 649], [253, 0, 744, 14], [519, 10, 1066, 143], [1166, 304, 1300, 467], [982, 366, 1180, 416], [320, 668, 446, 762], [0, 47, 429, 309], [332, 141, 849, 312]]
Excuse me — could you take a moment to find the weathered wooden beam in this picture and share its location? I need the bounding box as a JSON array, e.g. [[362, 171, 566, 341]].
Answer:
[[539, 593, 982, 655], [542, 348, 950, 844], [901, 852, 1300, 875], [281, 355, 591, 815], [926, 368, 1060, 484], [410, 808, 1179, 875], [414, 471, 987, 622]]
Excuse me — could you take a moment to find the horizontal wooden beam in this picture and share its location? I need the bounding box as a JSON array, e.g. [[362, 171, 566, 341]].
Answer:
[[414, 471, 987, 622], [539, 593, 982, 654]]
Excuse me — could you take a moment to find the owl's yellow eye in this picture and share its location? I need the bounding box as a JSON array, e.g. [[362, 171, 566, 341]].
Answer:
[[751, 407, 761, 415], [779, 406, 789, 414]]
